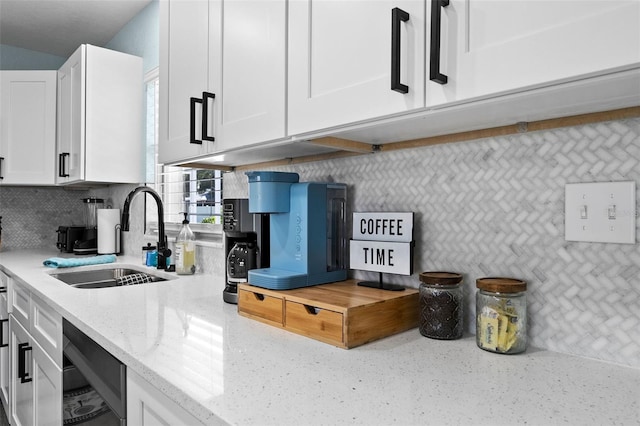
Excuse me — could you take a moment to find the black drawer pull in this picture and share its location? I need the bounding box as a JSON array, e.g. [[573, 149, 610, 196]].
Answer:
[[18, 342, 33, 383], [0, 319, 7, 348]]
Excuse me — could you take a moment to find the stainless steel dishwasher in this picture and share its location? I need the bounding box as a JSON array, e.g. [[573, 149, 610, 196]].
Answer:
[[63, 319, 126, 425]]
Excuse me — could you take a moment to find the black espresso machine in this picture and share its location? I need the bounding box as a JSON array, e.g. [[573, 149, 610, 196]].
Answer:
[[223, 198, 269, 304]]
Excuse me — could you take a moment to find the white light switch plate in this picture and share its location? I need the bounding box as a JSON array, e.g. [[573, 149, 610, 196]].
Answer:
[[565, 181, 636, 244]]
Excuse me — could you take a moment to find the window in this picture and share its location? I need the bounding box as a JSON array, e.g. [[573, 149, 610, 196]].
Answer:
[[154, 167, 223, 225], [144, 69, 223, 236]]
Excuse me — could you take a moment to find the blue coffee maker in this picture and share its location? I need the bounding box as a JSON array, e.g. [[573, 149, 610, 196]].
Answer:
[[245, 171, 347, 290]]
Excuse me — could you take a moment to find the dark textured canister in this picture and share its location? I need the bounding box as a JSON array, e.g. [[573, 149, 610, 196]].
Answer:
[[419, 272, 463, 340]]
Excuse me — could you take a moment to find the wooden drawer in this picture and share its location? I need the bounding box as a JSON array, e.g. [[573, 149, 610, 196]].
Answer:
[[238, 288, 284, 327], [285, 301, 343, 346], [238, 281, 419, 349]]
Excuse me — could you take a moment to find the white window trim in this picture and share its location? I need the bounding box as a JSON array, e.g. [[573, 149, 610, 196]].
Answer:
[[145, 222, 223, 248], [143, 67, 224, 246]]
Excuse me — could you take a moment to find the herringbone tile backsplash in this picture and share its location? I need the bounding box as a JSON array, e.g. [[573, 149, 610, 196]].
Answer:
[[224, 118, 640, 368], [0, 187, 89, 251]]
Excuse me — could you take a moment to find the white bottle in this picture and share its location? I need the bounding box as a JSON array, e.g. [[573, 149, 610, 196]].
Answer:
[[175, 213, 196, 275]]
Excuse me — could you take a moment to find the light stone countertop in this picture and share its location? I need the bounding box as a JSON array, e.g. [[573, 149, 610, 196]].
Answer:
[[0, 249, 638, 426]]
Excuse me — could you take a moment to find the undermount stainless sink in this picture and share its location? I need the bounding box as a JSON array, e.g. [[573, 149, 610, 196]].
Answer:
[[50, 267, 170, 289]]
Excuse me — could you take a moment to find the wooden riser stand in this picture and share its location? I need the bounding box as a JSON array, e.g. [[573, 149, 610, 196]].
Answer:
[[238, 280, 419, 349]]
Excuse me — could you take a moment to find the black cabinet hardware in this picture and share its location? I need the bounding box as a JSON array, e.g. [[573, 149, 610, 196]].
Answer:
[[202, 92, 216, 142], [18, 342, 33, 383], [0, 319, 7, 348], [391, 7, 410, 94], [190, 97, 203, 144], [58, 153, 70, 177], [430, 0, 449, 85]]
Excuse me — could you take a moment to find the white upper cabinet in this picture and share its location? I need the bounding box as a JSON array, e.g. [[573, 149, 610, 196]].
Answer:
[[159, 0, 212, 163], [213, 0, 287, 152], [56, 50, 83, 183], [159, 0, 287, 165], [426, 0, 640, 107], [162, 0, 638, 166], [56, 44, 143, 185], [10, 317, 62, 426], [0, 71, 57, 186], [288, 0, 426, 136]]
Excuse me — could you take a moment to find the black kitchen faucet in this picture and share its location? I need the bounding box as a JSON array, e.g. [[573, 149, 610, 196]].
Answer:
[[121, 186, 171, 270]]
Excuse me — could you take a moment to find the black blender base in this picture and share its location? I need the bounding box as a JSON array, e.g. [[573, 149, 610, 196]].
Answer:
[[73, 238, 97, 255]]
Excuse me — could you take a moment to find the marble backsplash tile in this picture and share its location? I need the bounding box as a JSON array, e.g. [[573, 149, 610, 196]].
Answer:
[[223, 118, 640, 368], [0, 187, 89, 251], [2, 118, 638, 368]]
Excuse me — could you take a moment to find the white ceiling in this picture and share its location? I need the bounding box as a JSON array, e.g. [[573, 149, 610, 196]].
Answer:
[[0, 0, 152, 58]]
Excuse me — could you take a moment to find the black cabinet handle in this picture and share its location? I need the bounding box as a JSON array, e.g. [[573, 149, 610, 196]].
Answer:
[[202, 92, 216, 142], [0, 156, 4, 180], [430, 0, 449, 85], [58, 153, 70, 177], [18, 342, 33, 383], [0, 287, 5, 293], [190, 97, 203, 145], [0, 319, 7, 348], [391, 7, 410, 94]]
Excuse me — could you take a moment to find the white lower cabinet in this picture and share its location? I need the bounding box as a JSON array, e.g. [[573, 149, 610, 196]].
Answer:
[[9, 317, 30, 426], [8, 279, 62, 426], [32, 338, 61, 425], [9, 317, 62, 426], [0, 272, 10, 415], [127, 369, 205, 426]]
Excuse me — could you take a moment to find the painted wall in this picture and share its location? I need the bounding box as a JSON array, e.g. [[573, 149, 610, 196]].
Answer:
[[223, 117, 640, 369], [0, 44, 65, 70], [0, 1, 158, 73], [105, 0, 159, 75], [0, 0, 159, 252]]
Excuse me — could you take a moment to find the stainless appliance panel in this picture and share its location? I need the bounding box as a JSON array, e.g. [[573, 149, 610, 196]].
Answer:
[[63, 319, 126, 424]]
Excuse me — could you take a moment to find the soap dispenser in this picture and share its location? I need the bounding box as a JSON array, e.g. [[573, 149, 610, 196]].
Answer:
[[175, 212, 196, 275]]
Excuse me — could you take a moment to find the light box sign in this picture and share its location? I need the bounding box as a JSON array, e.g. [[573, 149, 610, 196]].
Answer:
[[350, 212, 414, 275]]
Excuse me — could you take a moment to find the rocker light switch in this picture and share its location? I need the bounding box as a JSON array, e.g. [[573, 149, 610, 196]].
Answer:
[[565, 181, 636, 244]]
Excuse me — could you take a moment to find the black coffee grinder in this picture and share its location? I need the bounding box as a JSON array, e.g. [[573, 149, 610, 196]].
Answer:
[[223, 198, 269, 304]]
